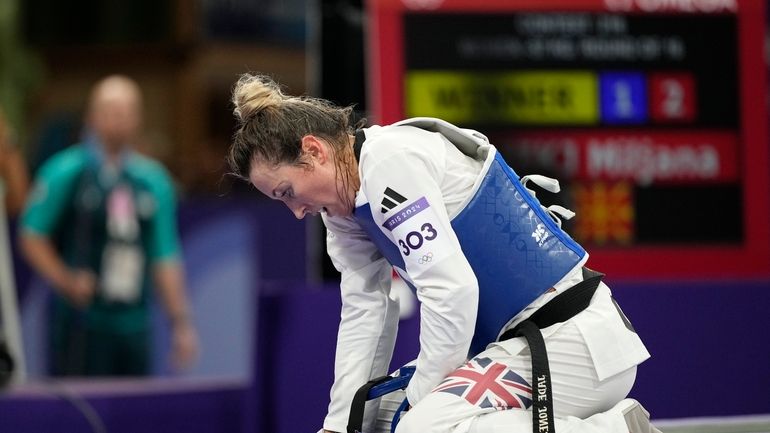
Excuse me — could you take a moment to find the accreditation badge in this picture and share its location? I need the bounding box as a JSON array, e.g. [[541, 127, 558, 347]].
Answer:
[[100, 242, 144, 303], [383, 196, 453, 274]]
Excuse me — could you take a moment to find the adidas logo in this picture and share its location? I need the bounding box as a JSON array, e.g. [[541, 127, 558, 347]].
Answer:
[[381, 187, 407, 213]]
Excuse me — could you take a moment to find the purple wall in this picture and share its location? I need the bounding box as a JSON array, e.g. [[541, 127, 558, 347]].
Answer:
[[0, 380, 247, 433], [613, 278, 770, 418]]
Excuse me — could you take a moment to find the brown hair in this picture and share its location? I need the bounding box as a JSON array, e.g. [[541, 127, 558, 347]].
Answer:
[[227, 74, 362, 207]]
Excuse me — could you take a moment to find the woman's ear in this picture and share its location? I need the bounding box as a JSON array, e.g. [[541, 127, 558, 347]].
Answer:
[[301, 135, 329, 164]]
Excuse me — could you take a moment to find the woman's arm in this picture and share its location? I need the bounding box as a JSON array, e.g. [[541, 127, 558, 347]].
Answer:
[[321, 215, 400, 433], [359, 126, 480, 406]]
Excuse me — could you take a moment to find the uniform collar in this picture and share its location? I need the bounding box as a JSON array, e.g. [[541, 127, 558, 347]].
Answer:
[[83, 131, 133, 168], [353, 128, 366, 163]]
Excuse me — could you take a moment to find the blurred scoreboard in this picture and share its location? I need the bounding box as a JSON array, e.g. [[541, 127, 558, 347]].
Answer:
[[368, 0, 770, 278]]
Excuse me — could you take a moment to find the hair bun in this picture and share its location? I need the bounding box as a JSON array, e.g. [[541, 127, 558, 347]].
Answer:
[[232, 74, 284, 121]]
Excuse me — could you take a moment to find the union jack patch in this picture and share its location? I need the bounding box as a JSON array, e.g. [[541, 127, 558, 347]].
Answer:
[[433, 357, 532, 410]]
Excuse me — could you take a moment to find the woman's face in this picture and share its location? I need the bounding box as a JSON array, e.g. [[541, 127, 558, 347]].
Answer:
[[249, 136, 353, 219]]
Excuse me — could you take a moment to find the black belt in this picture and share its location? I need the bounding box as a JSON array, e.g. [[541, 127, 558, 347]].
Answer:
[[498, 267, 604, 433], [347, 374, 393, 433]]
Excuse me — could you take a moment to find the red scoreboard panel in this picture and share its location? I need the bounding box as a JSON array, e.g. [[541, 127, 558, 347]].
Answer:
[[367, 0, 770, 279]]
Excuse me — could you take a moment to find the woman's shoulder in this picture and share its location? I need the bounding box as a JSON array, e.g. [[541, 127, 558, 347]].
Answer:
[[361, 122, 445, 163]]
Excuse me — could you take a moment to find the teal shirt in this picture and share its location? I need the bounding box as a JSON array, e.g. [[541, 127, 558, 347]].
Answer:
[[21, 143, 181, 333]]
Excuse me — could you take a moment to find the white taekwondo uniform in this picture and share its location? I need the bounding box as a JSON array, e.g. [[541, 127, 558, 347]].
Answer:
[[320, 119, 650, 433]]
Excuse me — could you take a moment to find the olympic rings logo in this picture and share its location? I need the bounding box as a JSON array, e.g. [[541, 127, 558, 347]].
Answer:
[[418, 252, 434, 265]]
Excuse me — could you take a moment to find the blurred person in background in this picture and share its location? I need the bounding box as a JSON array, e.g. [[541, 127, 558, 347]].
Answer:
[[226, 74, 658, 433], [0, 106, 29, 217], [19, 75, 198, 377]]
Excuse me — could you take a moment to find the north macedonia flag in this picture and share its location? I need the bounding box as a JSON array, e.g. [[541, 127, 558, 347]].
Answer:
[[572, 181, 635, 245]]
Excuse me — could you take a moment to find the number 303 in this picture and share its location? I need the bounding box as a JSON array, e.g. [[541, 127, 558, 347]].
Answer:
[[398, 223, 438, 256]]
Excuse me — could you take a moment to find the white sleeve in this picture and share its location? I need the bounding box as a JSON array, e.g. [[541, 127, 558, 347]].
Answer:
[[359, 129, 479, 406], [321, 214, 400, 433]]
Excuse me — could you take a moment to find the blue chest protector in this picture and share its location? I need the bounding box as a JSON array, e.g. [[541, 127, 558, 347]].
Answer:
[[352, 118, 587, 357]]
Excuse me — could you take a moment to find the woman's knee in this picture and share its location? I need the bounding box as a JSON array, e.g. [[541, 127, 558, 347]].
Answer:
[[394, 405, 435, 433], [394, 396, 461, 433]]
